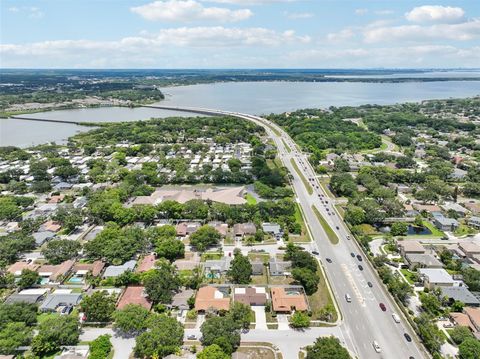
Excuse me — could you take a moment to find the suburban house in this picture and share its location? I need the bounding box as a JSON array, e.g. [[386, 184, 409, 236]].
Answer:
[[170, 289, 194, 311], [468, 216, 480, 229], [261, 222, 281, 236], [204, 257, 233, 278], [459, 242, 480, 258], [5, 288, 48, 305], [441, 287, 480, 307], [251, 261, 265, 276], [136, 254, 157, 273], [208, 222, 229, 237], [233, 223, 257, 238], [176, 222, 201, 237], [234, 287, 268, 306], [450, 312, 477, 333], [72, 260, 105, 278], [39, 220, 62, 233], [103, 260, 136, 278], [7, 261, 39, 276], [268, 259, 292, 276], [40, 291, 82, 312], [432, 213, 459, 231], [440, 202, 469, 217], [398, 241, 425, 257], [271, 287, 308, 313], [116, 286, 153, 310], [194, 286, 230, 312], [32, 230, 56, 246], [37, 260, 75, 283], [418, 268, 456, 289], [405, 254, 443, 270], [464, 307, 480, 332]]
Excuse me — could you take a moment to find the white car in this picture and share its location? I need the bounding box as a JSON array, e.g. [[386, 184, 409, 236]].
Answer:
[[392, 313, 400, 323], [345, 294, 352, 303], [372, 340, 381, 353]]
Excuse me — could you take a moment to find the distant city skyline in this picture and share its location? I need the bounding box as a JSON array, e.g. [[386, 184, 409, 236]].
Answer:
[[1, 0, 479, 68]]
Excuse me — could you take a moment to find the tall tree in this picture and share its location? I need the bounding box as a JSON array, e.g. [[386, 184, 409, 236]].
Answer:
[[227, 249, 252, 284]]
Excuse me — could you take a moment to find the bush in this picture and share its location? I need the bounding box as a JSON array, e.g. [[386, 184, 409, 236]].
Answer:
[[89, 334, 112, 359]]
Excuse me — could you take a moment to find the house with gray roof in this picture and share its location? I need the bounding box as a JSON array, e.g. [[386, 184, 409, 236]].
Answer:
[[405, 254, 443, 270], [251, 261, 265, 276], [432, 213, 459, 231], [441, 286, 480, 307], [40, 292, 82, 312], [418, 268, 456, 289], [33, 230, 56, 246], [102, 260, 136, 278], [204, 257, 232, 278], [261, 222, 281, 236], [268, 259, 292, 276]]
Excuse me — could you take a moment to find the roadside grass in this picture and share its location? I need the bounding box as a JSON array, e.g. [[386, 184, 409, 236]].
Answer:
[[265, 122, 282, 137], [290, 158, 313, 195], [293, 203, 311, 243], [311, 205, 339, 245], [318, 178, 335, 199], [223, 235, 235, 245], [245, 193, 257, 205], [282, 139, 291, 153], [236, 345, 276, 359], [248, 253, 270, 263], [200, 252, 223, 261], [308, 267, 338, 322]]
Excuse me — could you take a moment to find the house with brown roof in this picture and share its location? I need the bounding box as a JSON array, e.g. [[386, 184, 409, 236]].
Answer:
[[7, 261, 39, 276], [37, 260, 75, 283], [233, 223, 256, 238], [459, 242, 480, 259], [73, 260, 105, 278], [194, 286, 230, 312], [271, 287, 308, 313], [116, 286, 152, 311], [40, 220, 62, 233], [234, 287, 267, 306], [464, 307, 480, 332], [412, 203, 441, 213], [136, 254, 156, 273], [48, 194, 65, 204], [450, 312, 476, 332], [464, 202, 480, 215], [176, 222, 201, 237], [208, 222, 229, 237]]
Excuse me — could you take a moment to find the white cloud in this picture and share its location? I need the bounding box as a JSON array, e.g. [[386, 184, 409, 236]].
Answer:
[[355, 8, 368, 16], [0, 26, 310, 57], [326, 28, 354, 42], [131, 0, 252, 22], [375, 10, 394, 16], [7, 6, 44, 18], [284, 11, 314, 19], [405, 5, 465, 24], [363, 19, 480, 43]]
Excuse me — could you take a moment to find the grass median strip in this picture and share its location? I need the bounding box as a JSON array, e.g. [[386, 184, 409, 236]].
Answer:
[[290, 158, 313, 195], [312, 205, 339, 244], [282, 139, 291, 153]]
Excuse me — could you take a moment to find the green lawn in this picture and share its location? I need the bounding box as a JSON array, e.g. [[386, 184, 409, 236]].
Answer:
[[245, 193, 257, 205], [422, 220, 445, 237], [400, 269, 417, 285], [454, 224, 478, 237], [282, 139, 292, 153], [290, 158, 313, 195], [312, 205, 339, 245], [200, 252, 223, 261], [293, 203, 312, 243]]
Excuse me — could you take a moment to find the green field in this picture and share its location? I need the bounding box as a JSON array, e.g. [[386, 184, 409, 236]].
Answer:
[[290, 158, 313, 195], [312, 205, 339, 245], [245, 193, 257, 205]]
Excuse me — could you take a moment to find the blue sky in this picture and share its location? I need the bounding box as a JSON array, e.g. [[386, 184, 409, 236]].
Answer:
[[1, 0, 479, 68]]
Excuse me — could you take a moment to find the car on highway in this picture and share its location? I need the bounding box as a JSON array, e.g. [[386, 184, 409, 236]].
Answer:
[[404, 333, 412, 342], [372, 340, 381, 353], [335, 226, 339, 230], [345, 294, 352, 302], [379, 303, 387, 311], [392, 313, 400, 323], [326, 258, 332, 263], [358, 265, 363, 271], [187, 335, 197, 340], [346, 235, 351, 240], [367, 281, 373, 288], [350, 252, 355, 257], [356, 255, 362, 261], [312, 250, 319, 255]]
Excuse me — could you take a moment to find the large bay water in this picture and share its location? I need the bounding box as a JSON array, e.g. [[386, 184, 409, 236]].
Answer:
[[1, 80, 480, 147]]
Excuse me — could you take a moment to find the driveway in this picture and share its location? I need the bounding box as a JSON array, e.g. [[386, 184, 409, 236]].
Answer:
[[252, 306, 267, 330], [277, 314, 290, 330]]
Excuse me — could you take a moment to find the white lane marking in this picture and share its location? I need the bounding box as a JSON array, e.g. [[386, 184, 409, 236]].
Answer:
[[341, 263, 365, 306]]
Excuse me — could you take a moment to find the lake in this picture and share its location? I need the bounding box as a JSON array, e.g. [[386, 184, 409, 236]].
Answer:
[[2, 80, 480, 147]]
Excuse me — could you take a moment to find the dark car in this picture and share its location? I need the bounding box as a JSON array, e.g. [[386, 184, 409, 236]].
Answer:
[[356, 255, 363, 261], [187, 335, 197, 340], [367, 281, 373, 288], [379, 303, 386, 311], [358, 265, 363, 271], [350, 252, 355, 257], [326, 258, 332, 263], [335, 226, 339, 230], [404, 333, 412, 342], [312, 250, 319, 255]]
